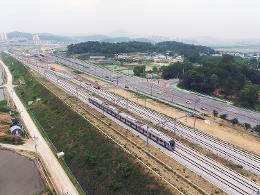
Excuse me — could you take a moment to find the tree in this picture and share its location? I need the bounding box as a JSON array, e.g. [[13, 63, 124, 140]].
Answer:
[[209, 74, 219, 89], [152, 66, 158, 73], [133, 65, 146, 77], [221, 54, 234, 64], [239, 82, 259, 109]]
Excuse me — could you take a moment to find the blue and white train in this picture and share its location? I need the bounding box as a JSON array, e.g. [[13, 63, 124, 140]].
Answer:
[[89, 97, 176, 151]]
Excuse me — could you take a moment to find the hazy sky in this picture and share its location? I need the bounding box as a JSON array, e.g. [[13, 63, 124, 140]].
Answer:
[[1, 0, 260, 40]]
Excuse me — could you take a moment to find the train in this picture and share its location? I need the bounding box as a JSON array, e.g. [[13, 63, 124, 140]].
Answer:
[[88, 97, 176, 151]]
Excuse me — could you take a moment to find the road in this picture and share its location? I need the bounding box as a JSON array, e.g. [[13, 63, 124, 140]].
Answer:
[[0, 60, 79, 195], [18, 58, 260, 195], [54, 56, 260, 127]]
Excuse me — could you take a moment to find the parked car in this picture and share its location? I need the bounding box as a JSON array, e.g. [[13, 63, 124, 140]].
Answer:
[[186, 100, 192, 104]]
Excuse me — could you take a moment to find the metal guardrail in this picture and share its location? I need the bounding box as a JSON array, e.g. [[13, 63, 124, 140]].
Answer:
[[171, 83, 233, 105]]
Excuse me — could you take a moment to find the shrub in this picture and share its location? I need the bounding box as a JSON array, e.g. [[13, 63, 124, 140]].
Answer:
[[254, 125, 260, 134], [118, 163, 131, 178], [220, 114, 227, 120], [230, 118, 239, 125], [244, 123, 251, 130], [109, 179, 123, 191], [213, 110, 218, 118]]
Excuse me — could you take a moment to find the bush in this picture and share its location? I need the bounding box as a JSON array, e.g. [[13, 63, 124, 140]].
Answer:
[[254, 125, 260, 134], [118, 163, 131, 178], [213, 110, 218, 117], [230, 118, 239, 125], [109, 179, 123, 191], [244, 123, 251, 130], [0, 100, 10, 113], [220, 114, 227, 120]]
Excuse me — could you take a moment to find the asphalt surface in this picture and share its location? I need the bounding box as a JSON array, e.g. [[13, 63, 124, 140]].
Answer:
[[54, 56, 260, 127], [19, 58, 260, 195]]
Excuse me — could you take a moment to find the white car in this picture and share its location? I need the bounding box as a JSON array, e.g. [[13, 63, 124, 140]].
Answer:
[[186, 100, 192, 104]]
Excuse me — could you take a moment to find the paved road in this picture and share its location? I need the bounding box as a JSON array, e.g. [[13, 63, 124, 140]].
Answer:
[[26, 62, 260, 195], [0, 60, 79, 195], [54, 56, 260, 127]]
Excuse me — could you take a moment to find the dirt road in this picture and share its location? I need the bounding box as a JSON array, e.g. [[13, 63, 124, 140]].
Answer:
[[0, 60, 79, 195]]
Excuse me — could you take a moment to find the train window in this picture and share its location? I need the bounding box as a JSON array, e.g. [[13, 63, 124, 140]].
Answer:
[[159, 139, 164, 145], [170, 141, 175, 148], [137, 127, 143, 133]]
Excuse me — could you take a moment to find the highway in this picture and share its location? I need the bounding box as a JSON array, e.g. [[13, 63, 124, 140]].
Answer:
[[54, 55, 260, 127], [0, 60, 79, 195], [14, 55, 260, 195]]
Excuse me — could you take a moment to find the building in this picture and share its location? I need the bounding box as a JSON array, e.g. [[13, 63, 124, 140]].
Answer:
[[33, 34, 40, 44], [9, 118, 24, 135], [9, 125, 23, 135], [0, 32, 8, 41]]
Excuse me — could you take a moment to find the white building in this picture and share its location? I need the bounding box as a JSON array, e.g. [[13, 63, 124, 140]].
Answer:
[[33, 34, 40, 44], [0, 32, 8, 41], [10, 125, 24, 135]]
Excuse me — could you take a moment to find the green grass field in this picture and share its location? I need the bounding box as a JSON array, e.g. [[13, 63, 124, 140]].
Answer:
[[1, 53, 171, 195]]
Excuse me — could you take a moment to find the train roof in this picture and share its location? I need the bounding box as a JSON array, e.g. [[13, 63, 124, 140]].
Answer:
[[90, 97, 174, 143], [119, 112, 137, 123], [90, 97, 103, 105], [148, 127, 173, 142], [106, 105, 118, 112]]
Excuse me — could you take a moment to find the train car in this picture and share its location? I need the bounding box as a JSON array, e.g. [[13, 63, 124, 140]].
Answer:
[[88, 97, 175, 151]]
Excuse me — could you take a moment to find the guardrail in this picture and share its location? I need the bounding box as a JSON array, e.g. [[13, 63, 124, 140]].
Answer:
[[171, 83, 233, 104]]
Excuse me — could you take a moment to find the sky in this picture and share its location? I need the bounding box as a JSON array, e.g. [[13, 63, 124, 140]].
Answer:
[[1, 0, 260, 40]]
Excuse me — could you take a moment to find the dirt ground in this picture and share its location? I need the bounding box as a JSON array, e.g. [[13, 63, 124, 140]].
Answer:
[[49, 63, 69, 72], [0, 112, 12, 124], [35, 72, 226, 195]]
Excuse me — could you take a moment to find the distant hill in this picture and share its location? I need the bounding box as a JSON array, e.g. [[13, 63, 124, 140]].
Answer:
[[8, 31, 33, 40], [6, 31, 167, 44], [67, 41, 215, 61], [7, 31, 73, 42]]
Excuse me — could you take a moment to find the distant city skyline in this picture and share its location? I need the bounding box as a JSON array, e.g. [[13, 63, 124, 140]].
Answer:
[[1, 0, 260, 41]]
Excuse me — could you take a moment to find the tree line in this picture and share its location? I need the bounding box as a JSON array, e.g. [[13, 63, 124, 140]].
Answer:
[[67, 41, 214, 60]]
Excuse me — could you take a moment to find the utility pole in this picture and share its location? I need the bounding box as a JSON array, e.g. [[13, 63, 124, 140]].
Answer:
[[193, 98, 201, 130], [146, 126, 149, 145]]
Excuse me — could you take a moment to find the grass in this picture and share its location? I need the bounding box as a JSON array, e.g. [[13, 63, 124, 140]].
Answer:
[[0, 135, 24, 145], [1, 53, 171, 195], [0, 100, 10, 113]]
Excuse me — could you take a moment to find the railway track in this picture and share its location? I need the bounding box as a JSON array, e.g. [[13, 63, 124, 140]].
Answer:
[[64, 75, 260, 176], [52, 55, 260, 175], [17, 60, 260, 195], [55, 56, 260, 124]]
